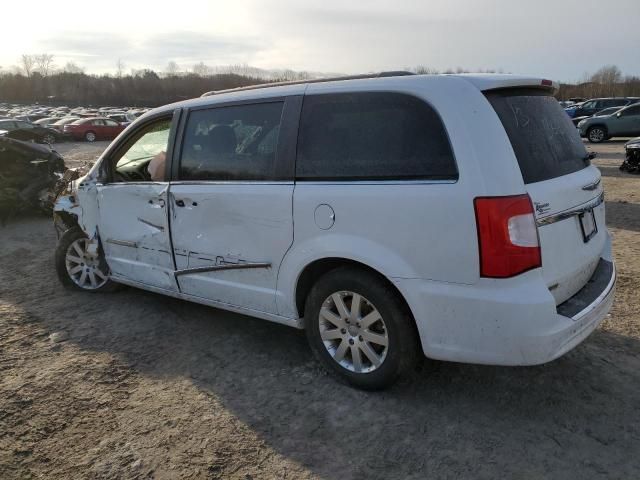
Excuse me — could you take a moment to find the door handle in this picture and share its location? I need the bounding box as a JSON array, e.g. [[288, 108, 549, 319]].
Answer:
[[175, 199, 185, 207]]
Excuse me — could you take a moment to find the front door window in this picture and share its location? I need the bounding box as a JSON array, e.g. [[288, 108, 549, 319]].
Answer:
[[113, 119, 171, 182]]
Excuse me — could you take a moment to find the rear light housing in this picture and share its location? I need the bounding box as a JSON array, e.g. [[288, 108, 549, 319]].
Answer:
[[474, 194, 541, 278]]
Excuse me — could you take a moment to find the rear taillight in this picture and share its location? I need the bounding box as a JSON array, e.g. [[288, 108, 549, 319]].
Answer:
[[474, 194, 541, 278]]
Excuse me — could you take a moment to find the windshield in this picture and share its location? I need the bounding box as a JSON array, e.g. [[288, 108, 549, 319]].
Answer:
[[486, 89, 589, 184]]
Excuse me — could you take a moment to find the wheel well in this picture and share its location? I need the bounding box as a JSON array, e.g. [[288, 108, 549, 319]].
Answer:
[[295, 257, 413, 320], [55, 211, 79, 231], [588, 124, 608, 132]]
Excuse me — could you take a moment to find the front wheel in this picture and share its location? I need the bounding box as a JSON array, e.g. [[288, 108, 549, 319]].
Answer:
[[304, 266, 420, 390], [84, 131, 97, 142], [42, 133, 57, 144], [55, 228, 118, 292], [587, 126, 607, 143]]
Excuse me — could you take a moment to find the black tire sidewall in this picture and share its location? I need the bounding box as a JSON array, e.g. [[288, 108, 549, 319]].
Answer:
[[304, 267, 418, 390]]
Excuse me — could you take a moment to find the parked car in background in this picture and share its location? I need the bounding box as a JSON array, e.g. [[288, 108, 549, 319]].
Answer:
[[15, 114, 47, 123], [107, 113, 135, 127], [0, 119, 61, 144], [50, 117, 81, 134], [571, 106, 623, 126], [620, 137, 640, 173], [33, 117, 60, 127], [53, 73, 615, 390], [564, 102, 584, 118], [579, 102, 640, 142], [63, 117, 126, 142], [567, 97, 639, 118]]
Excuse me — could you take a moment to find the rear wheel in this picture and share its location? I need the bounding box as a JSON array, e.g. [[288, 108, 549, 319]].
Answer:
[[55, 228, 118, 292], [304, 266, 420, 390], [84, 131, 96, 142], [587, 126, 607, 143]]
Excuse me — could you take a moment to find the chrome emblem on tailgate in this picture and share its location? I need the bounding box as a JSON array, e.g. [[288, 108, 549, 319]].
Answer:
[[535, 202, 551, 215]]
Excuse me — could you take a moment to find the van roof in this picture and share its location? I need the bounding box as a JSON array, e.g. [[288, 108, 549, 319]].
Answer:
[[150, 72, 559, 116]]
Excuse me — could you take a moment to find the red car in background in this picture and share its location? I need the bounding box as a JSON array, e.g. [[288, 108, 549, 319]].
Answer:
[[63, 117, 126, 142]]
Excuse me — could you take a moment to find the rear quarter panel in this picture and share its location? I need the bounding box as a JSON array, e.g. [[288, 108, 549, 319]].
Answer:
[[277, 76, 528, 318]]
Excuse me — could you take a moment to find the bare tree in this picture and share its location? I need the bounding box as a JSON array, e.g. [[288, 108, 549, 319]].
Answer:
[[165, 61, 180, 76], [116, 58, 125, 78], [192, 62, 211, 77], [590, 65, 622, 96], [20, 54, 35, 77], [62, 61, 84, 74], [35, 53, 55, 76], [414, 65, 439, 74]]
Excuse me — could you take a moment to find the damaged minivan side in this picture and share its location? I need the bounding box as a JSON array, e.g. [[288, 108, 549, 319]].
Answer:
[[54, 73, 616, 390]]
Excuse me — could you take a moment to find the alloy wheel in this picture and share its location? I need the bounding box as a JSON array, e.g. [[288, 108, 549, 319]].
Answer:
[[65, 238, 108, 290], [589, 128, 605, 142], [318, 291, 389, 373]]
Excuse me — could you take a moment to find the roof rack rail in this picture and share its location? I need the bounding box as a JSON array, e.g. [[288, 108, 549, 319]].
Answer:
[[200, 71, 416, 97]]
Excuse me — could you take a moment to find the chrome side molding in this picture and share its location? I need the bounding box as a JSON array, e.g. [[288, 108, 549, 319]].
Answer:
[[174, 262, 271, 277], [137, 217, 165, 231], [106, 239, 138, 248], [536, 192, 604, 227]]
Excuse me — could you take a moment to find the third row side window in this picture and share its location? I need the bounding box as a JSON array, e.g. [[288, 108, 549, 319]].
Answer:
[[296, 92, 458, 180]]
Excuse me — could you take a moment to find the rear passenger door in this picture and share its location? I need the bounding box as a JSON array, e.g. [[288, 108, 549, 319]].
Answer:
[[90, 119, 106, 139], [616, 104, 640, 135], [169, 97, 301, 314]]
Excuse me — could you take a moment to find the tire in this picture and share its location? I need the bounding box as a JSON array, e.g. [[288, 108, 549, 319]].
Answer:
[[84, 131, 97, 142], [42, 133, 57, 144], [587, 126, 607, 143], [55, 227, 119, 292], [304, 266, 420, 390]]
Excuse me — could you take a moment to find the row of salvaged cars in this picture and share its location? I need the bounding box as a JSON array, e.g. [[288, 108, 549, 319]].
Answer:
[[0, 103, 151, 144], [561, 96, 640, 143]]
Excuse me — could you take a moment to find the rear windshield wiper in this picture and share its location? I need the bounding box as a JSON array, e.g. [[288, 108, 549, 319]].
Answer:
[[583, 152, 596, 163]]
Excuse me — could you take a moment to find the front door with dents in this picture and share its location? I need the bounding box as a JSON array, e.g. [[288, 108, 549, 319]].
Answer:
[[169, 99, 297, 314], [97, 116, 177, 291]]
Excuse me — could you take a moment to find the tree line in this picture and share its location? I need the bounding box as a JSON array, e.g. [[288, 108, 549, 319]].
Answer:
[[557, 65, 640, 100], [1, 56, 639, 107]]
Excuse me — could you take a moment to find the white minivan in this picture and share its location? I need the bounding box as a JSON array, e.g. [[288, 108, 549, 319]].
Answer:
[[54, 73, 615, 389]]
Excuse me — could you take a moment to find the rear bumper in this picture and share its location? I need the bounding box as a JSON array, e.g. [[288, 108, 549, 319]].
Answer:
[[394, 235, 615, 366]]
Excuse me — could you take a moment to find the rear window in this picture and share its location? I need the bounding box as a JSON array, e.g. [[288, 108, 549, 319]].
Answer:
[[296, 92, 457, 181], [486, 89, 588, 184]]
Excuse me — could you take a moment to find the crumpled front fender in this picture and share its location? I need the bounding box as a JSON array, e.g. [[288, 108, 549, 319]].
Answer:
[[53, 171, 99, 239]]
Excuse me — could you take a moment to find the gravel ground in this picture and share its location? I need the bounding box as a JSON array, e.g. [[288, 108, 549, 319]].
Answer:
[[1, 139, 639, 479]]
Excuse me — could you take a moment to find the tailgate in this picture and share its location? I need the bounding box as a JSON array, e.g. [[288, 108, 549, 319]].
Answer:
[[486, 89, 605, 304]]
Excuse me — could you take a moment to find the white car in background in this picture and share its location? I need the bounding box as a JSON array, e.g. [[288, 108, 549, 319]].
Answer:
[[53, 73, 615, 389]]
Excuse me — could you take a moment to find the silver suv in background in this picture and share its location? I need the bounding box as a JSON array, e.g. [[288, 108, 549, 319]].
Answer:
[[578, 102, 640, 142]]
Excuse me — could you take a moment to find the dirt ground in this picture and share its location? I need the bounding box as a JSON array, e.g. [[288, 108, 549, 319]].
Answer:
[[1, 139, 639, 479]]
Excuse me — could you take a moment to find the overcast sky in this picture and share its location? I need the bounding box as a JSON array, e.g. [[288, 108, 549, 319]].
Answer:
[[1, 0, 638, 82]]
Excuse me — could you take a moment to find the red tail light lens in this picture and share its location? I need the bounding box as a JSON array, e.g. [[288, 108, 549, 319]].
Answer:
[[474, 195, 541, 278]]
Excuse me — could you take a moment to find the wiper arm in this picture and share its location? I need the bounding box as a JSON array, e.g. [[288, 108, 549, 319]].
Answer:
[[583, 152, 596, 162]]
